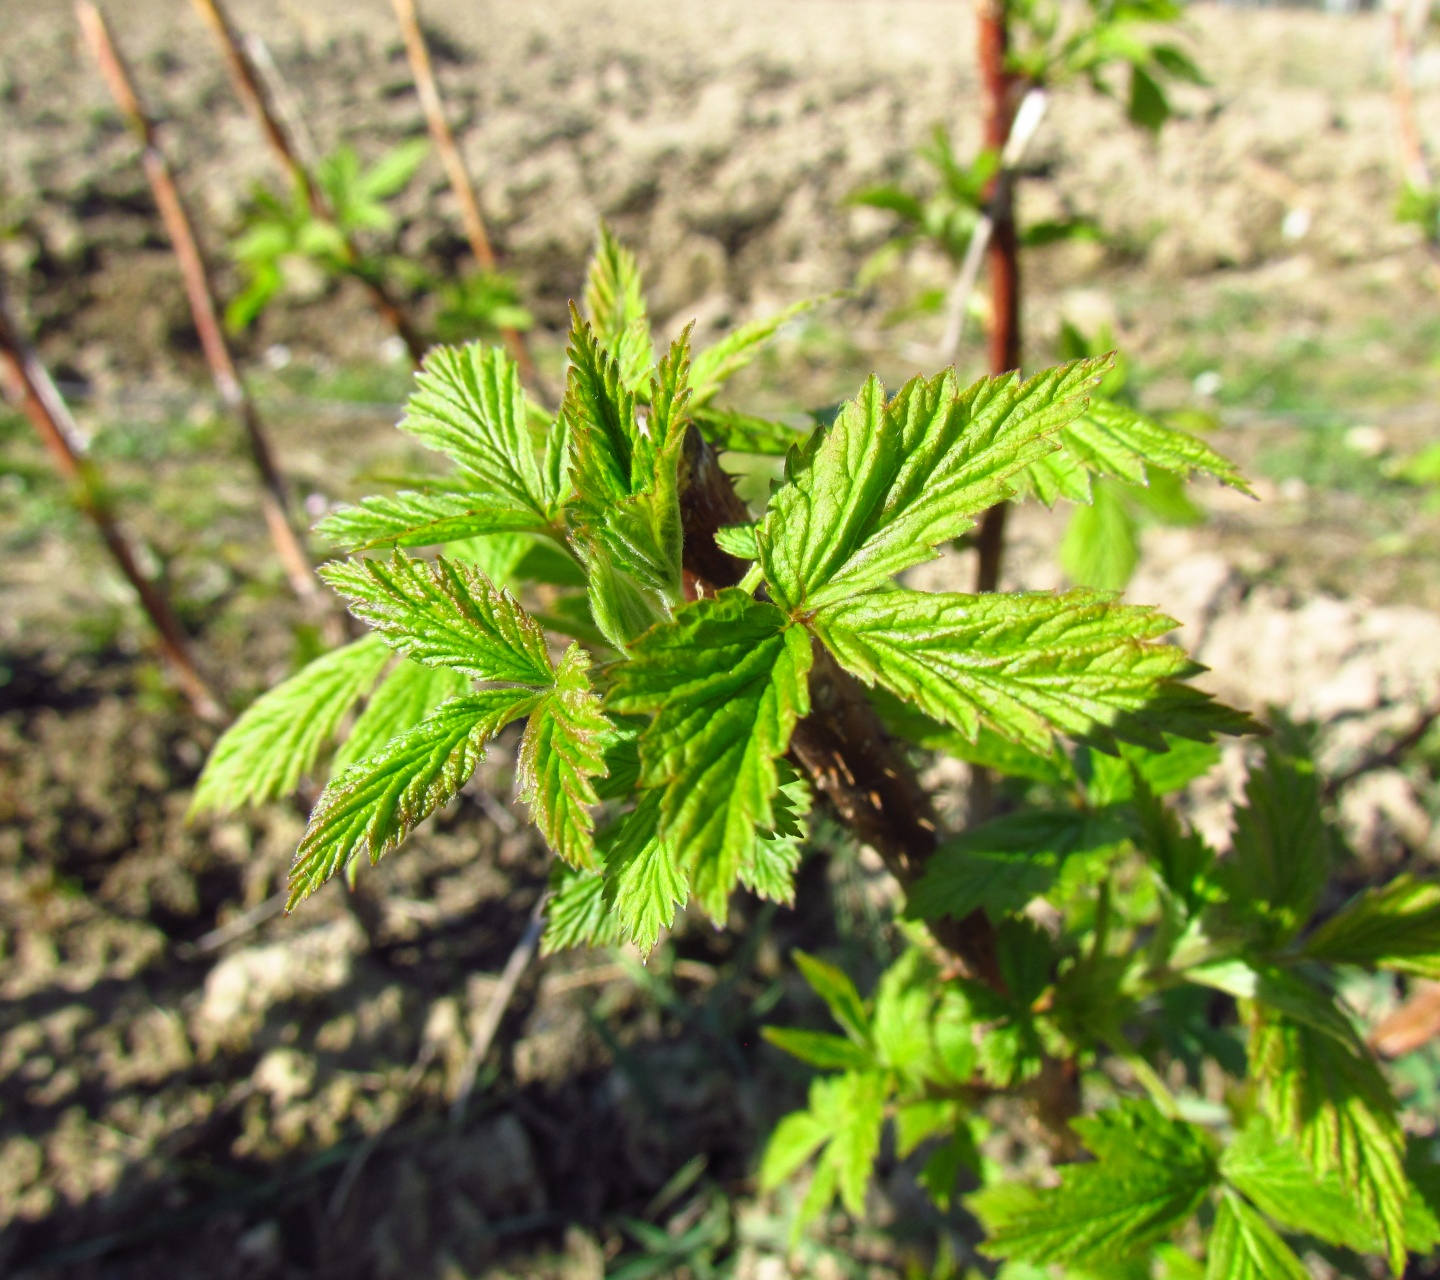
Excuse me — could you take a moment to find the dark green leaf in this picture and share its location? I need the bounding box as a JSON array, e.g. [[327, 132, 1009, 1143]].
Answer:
[[1304, 875, 1440, 980]]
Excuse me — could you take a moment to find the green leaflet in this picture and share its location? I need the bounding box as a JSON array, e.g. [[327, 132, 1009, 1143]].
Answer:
[[1185, 960, 1361, 1047], [713, 522, 760, 560], [689, 298, 819, 406], [583, 223, 653, 389], [517, 645, 610, 870], [1060, 477, 1141, 591], [1082, 735, 1220, 806], [758, 1071, 887, 1227], [599, 790, 687, 954], [1062, 398, 1251, 496], [191, 635, 390, 815], [792, 948, 871, 1045], [399, 342, 553, 521], [315, 490, 547, 553], [289, 689, 538, 908], [1205, 1190, 1309, 1280], [566, 315, 691, 637], [606, 590, 813, 922], [972, 1101, 1217, 1267], [758, 357, 1107, 612], [1129, 776, 1214, 914], [761, 1028, 875, 1073], [692, 407, 805, 456], [1218, 1116, 1376, 1253], [1249, 1008, 1409, 1274], [1220, 743, 1329, 947], [541, 864, 622, 955], [811, 587, 1255, 755], [332, 658, 471, 772], [321, 552, 554, 686], [1303, 875, 1440, 979], [907, 807, 1129, 924]]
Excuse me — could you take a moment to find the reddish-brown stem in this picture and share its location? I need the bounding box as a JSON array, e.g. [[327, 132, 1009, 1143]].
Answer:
[[186, 0, 428, 365], [390, 0, 538, 385], [973, 0, 1022, 598], [77, 1, 324, 612], [0, 283, 224, 723]]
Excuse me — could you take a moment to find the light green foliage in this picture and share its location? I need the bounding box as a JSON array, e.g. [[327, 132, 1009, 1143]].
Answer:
[[606, 591, 813, 920], [971, 1101, 1217, 1266], [1250, 1009, 1410, 1272], [191, 635, 390, 814], [289, 688, 538, 908], [435, 269, 534, 343], [321, 552, 553, 684], [1303, 874, 1440, 978], [688, 299, 818, 405], [758, 358, 1106, 610], [332, 658, 470, 772], [516, 646, 609, 870], [226, 140, 428, 330], [1204, 1191, 1309, 1280], [584, 224, 654, 389]]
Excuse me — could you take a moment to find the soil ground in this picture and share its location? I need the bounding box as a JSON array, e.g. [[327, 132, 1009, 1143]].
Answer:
[[2, 1, 1440, 1277]]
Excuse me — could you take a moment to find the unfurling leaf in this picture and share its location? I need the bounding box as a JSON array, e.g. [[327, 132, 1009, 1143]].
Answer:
[[583, 223, 653, 388], [192, 635, 390, 814]]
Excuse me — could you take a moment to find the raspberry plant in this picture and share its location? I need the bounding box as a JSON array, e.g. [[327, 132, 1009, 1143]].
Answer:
[[194, 231, 1440, 1274]]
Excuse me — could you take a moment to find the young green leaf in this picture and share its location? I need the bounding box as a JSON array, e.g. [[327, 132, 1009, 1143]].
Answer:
[[792, 949, 871, 1044], [1205, 1190, 1310, 1280], [972, 1102, 1216, 1267], [192, 635, 390, 815], [1303, 875, 1440, 979], [583, 224, 653, 388], [517, 645, 611, 870], [321, 552, 554, 686], [541, 864, 623, 955], [606, 590, 813, 920], [289, 689, 538, 907], [907, 808, 1128, 923], [758, 358, 1107, 611], [810, 587, 1255, 755], [1220, 743, 1329, 947], [599, 790, 687, 954], [1218, 1116, 1376, 1253], [1250, 1009, 1409, 1273], [761, 1028, 875, 1073], [315, 489, 548, 553], [1060, 477, 1142, 590], [400, 342, 552, 522], [1057, 399, 1250, 497], [737, 766, 810, 905], [692, 407, 805, 456], [332, 658, 470, 772]]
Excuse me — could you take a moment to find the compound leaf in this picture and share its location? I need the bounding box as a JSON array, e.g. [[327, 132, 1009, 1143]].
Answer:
[[1304, 875, 1440, 980], [192, 635, 390, 814], [811, 587, 1256, 755], [758, 357, 1107, 611], [333, 658, 470, 772], [290, 689, 537, 907], [1205, 1190, 1309, 1280], [321, 552, 554, 686], [399, 343, 551, 522], [517, 645, 610, 870], [606, 590, 813, 921]]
